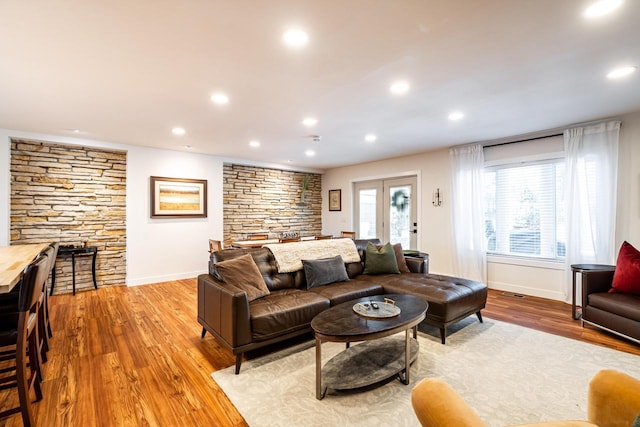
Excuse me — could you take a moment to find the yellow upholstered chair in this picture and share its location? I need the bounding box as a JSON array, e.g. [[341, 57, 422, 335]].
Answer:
[[411, 369, 640, 427]]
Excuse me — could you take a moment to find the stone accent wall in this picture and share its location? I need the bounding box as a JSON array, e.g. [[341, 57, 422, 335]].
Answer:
[[10, 138, 127, 294], [223, 164, 322, 244]]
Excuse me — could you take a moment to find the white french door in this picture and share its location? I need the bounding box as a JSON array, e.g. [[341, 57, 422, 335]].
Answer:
[[354, 176, 417, 249]]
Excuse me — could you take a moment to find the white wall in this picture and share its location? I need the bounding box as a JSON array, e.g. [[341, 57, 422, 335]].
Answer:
[[322, 148, 455, 274], [125, 145, 224, 285], [0, 129, 224, 286], [322, 110, 640, 301]]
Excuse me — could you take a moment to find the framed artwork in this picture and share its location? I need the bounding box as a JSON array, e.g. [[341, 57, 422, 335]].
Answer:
[[328, 189, 341, 211], [150, 176, 207, 218]]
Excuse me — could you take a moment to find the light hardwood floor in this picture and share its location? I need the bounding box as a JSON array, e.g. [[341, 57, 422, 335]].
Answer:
[[1, 280, 638, 426]]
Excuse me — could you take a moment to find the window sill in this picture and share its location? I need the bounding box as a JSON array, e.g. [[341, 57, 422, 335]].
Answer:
[[487, 254, 565, 270]]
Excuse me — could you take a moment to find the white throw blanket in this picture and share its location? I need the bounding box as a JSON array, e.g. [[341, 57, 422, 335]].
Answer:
[[264, 239, 361, 273]]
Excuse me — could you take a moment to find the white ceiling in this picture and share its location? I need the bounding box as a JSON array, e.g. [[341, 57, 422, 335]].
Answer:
[[1, 1, 639, 170]]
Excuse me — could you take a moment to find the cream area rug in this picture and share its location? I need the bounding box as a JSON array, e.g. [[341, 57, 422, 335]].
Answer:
[[211, 319, 640, 426]]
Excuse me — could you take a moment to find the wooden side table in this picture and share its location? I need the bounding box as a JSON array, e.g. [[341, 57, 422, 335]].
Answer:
[[570, 264, 615, 320], [51, 246, 98, 296]]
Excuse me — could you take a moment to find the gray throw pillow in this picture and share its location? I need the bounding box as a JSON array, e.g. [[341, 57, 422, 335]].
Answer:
[[303, 255, 349, 289], [363, 242, 400, 275], [633, 413, 640, 427]]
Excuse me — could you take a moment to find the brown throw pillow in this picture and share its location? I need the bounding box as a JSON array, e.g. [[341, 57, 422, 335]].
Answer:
[[215, 253, 270, 301], [392, 243, 410, 273]]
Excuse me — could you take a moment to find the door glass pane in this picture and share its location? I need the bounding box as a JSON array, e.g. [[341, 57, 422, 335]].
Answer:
[[358, 189, 377, 239], [389, 185, 410, 248]]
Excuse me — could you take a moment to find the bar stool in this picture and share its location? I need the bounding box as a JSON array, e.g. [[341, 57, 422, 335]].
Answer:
[[0, 253, 49, 426]]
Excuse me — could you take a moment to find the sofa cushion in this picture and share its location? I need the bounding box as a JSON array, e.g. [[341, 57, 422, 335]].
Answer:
[[610, 241, 640, 295], [302, 255, 349, 289], [380, 273, 488, 323], [309, 281, 384, 306], [588, 292, 640, 322], [363, 242, 400, 275], [249, 289, 330, 341], [215, 253, 270, 302]]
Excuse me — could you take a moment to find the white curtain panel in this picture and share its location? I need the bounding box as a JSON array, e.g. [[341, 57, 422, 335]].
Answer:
[[564, 121, 620, 301], [449, 143, 487, 283]]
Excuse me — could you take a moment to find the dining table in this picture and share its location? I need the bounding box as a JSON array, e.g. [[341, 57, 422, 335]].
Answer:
[[230, 235, 317, 249], [0, 243, 49, 294]]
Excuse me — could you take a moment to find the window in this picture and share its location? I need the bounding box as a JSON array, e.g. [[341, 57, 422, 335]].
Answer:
[[484, 159, 566, 260]]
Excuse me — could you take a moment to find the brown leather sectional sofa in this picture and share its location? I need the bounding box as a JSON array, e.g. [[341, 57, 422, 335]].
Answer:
[[197, 239, 488, 374], [581, 269, 640, 343]]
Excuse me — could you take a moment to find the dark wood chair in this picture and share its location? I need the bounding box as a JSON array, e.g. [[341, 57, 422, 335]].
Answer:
[[0, 253, 49, 427], [247, 233, 269, 240], [208, 239, 222, 253], [315, 235, 333, 240], [279, 237, 300, 243], [340, 231, 356, 239], [37, 243, 58, 362]]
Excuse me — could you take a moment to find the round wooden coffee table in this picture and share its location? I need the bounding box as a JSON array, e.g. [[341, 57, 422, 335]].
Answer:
[[311, 294, 428, 399]]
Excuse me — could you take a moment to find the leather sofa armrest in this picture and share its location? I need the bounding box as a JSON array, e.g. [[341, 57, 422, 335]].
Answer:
[[197, 274, 252, 348], [588, 369, 640, 426], [406, 254, 429, 274], [580, 270, 615, 308]]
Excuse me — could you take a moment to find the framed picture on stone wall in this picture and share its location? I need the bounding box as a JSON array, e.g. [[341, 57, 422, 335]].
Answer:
[[328, 189, 341, 211], [150, 176, 207, 218]]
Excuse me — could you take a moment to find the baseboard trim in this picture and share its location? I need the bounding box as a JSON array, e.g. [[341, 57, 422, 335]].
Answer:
[[488, 280, 567, 302], [126, 270, 206, 286]]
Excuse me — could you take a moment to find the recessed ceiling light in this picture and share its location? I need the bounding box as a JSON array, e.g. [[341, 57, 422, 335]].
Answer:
[[183, 145, 192, 149], [584, 0, 623, 18], [390, 80, 410, 95], [305, 149, 316, 157], [283, 29, 309, 47], [365, 134, 377, 142], [607, 65, 637, 79], [249, 140, 261, 148], [448, 111, 465, 121], [211, 92, 229, 105], [66, 128, 80, 133], [172, 127, 186, 136], [302, 117, 317, 127]]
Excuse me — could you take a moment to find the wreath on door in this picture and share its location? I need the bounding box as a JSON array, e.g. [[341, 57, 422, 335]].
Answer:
[[391, 190, 409, 212]]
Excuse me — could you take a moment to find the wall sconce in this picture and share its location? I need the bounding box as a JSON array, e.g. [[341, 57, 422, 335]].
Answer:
[[432, 188, 442, 207]]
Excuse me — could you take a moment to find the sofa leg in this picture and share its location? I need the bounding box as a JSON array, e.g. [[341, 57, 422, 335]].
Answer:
[[476, 311, 483, 323], [235, 354, 243, 375], [440, 327, 446, 345], [201, 327, 206, 338]]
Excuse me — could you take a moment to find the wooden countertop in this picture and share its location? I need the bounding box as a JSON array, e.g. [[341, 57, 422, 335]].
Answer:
[[0, 243, 49, 294]]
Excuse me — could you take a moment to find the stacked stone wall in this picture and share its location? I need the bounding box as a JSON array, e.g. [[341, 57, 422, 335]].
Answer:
[[223, 164, 322, 245], [10, 138, 126, 294]]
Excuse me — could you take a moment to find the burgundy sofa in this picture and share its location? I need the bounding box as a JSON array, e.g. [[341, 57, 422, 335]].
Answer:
[[197, 239, 488, 373]]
